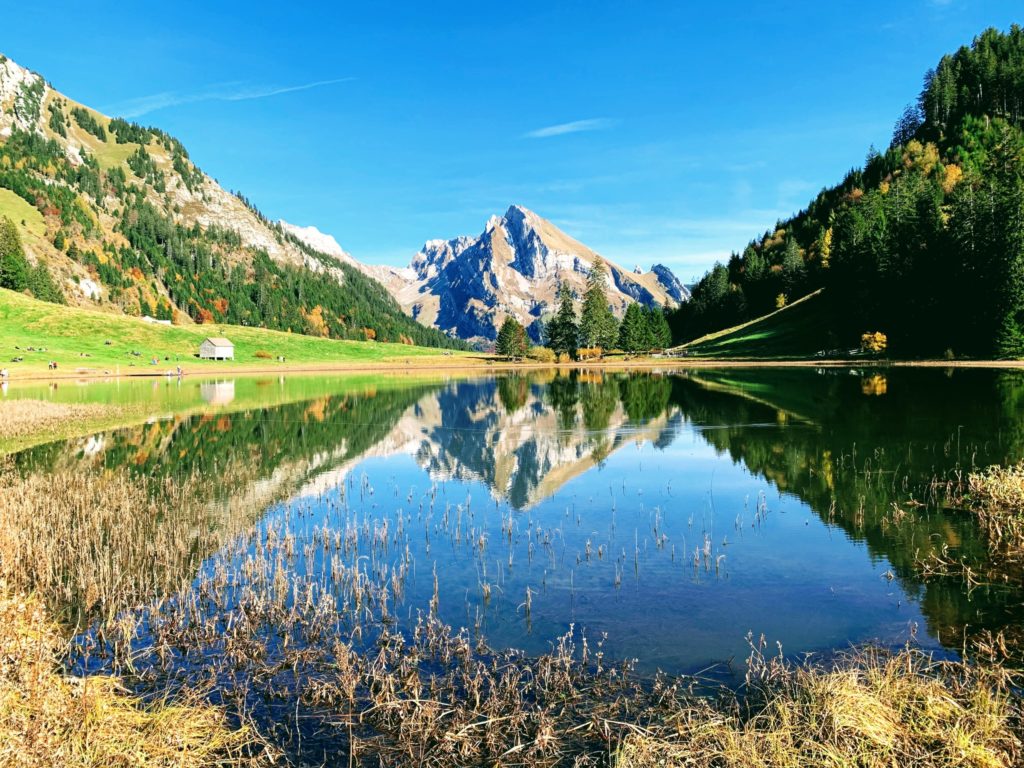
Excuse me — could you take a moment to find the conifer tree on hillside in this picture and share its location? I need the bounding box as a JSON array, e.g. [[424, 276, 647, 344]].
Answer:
[[578, 258, 619, 352], [28, 262, 65, 305], [666, 25, 1024, 359], [992, 132, 1024, 358], [646, 305, 672, 349], [0, 216, 30, 292]]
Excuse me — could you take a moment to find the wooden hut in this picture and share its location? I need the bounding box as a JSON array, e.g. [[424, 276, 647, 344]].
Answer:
[[199, 337, 234, 360]]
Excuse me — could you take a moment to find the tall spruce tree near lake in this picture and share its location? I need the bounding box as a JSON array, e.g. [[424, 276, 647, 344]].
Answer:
[[646, 306, 672, 349], [545, 283, 579, 356], [496, 316, 528, 359], [578, 259, 619, 352], [619, 302, 655, 353]]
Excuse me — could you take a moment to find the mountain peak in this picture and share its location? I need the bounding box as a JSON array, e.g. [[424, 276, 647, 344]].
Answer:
[[394, 204, 685, 344], [0, 54, 45, 135], [0, 53, 36, 82], [504, 203, 536, 221]]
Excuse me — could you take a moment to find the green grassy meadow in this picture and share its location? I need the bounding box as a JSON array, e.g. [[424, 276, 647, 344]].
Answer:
[[0, 288, 477, 376]]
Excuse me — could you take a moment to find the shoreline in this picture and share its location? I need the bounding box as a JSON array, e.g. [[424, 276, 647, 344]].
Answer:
[[4, 355, 1024, 384]]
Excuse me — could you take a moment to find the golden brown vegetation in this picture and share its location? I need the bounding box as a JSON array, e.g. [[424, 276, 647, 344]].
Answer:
[[526, 346, 556, 363], [0, 399, 115, 443], [967, 462, 1024, 555], [860, 331, 888, 354], [1, 454, 1021, 766], [616, 646, 1021, 768], [0, 585, 264, 768], [0, 460, 262, 623]]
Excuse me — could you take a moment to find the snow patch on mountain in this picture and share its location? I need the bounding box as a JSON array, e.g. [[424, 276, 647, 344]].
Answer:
[[279, 220, 356, 265]]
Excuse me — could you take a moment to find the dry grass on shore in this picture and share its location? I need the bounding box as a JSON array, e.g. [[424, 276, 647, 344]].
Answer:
[[0, 399, 124, 452], [967, 462, 1024, 555], [0, 585, 265, 768], [0, 459, 262, 624], [616, 646, 1021, 768]]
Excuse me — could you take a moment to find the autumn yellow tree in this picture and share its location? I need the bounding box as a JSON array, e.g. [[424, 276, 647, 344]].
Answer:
[[302, 305, 329, 337], [860, 331, 887, 355]]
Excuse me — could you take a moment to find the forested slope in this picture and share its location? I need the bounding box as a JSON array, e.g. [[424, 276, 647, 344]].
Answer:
[[670, 26, 1024, 359]]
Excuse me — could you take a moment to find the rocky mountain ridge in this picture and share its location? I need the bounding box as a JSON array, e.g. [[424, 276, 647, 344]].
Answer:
[[286, 205, 689, 344]]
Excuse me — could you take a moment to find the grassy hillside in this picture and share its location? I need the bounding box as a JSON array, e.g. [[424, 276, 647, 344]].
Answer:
[[673, 290, 835, 358], [0, 288, 475, 375], [0, 56, 466, 351], [0, 188, 44, 238]]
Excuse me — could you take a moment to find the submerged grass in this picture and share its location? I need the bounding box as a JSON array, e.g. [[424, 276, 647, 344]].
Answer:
[[0, 458, 264, 624], [0, 399, 141, 455]]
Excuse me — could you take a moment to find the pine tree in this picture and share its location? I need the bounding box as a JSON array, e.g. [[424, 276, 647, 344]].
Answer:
[[638, 306, 658, 350], [0, 217, 30, 292], [993, 133, 1024, 358], [647, 306, 672, 348], [781, 235, 805, 297], [545, 283, 579, 356], [619, 302, 655, 353], [28, 262, 65, 304], [496, 316, 527, 359], [578, 259, 619, 352]]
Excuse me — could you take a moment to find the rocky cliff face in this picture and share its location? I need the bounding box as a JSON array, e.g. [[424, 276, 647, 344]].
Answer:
[[389, 205, 686, 344], [650, 264, 691, 303]]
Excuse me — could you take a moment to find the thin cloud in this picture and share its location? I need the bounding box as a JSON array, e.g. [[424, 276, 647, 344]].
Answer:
[[106, 77, 354, 118], [524, 118, 615, 139]]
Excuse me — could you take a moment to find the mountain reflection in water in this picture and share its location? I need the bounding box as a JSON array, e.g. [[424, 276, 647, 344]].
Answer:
[[13, 367, 1024, 673]]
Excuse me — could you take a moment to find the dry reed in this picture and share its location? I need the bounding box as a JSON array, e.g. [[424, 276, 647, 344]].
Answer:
[[0, 399, 115, 443], [0, 459, 263, 624], [967, 463, 1024, 555], [1, 453, 1021, 766], [0, 584, 267, 768], [617, 644, 1021, 768]]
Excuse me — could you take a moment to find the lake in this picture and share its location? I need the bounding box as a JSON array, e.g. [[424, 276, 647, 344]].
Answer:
[[6, 366, 1024, 758]]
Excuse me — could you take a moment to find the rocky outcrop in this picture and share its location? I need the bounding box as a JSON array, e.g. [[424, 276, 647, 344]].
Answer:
[[651, 264, 691, 303]]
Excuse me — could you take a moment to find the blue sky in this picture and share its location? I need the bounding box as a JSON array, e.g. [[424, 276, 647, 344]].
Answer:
[[4, 1, 1022, 280]]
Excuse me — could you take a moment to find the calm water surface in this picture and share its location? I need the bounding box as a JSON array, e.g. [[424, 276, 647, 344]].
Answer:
[[10, 367, 1024, 677]]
